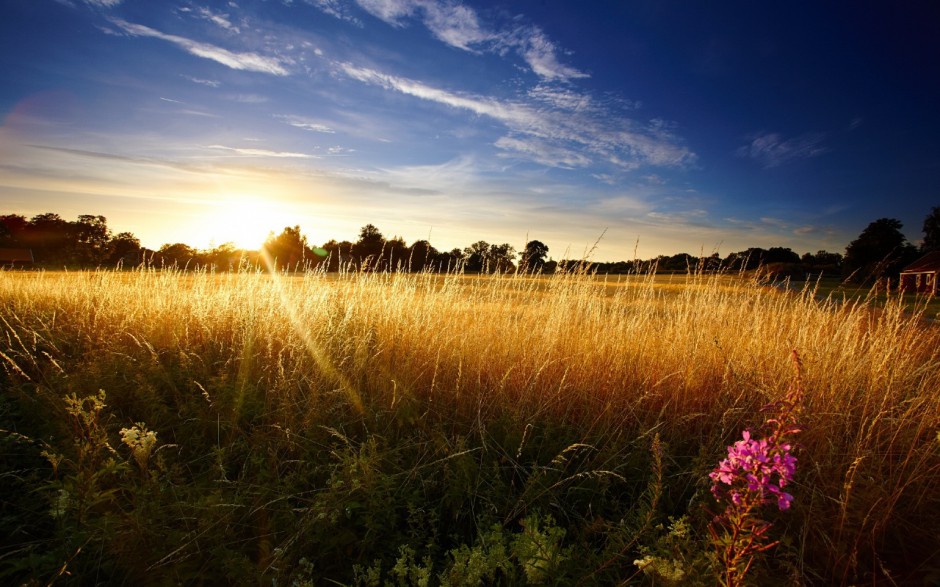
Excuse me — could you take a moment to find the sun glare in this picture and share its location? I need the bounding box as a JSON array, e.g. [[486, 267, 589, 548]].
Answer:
[[206, 196, 289, 250]]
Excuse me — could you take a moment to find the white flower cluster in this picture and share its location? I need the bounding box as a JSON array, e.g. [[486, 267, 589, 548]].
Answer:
[[120, 423, 158, 470], [633, 555, 686, 584]]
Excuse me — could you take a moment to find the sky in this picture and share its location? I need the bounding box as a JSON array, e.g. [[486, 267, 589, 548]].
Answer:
[[1, 0, 938, 261]]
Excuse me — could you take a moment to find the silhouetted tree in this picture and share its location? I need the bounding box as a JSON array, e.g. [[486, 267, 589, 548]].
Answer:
[[922, 206, 940, 253], [520, 240, 549, 272], [321, 239, 355, 271], [801, 250, 842, 275], [765, 247, 800, 264], [408, 240, 439, 271], [156, 243, 199, 268], [724, 248, 766, 271], [658, 253, 696, 272], [205, 242, 244, 271], [0, 214, 28, 247], [488, 243, 516, 273], [843, 218, 918, 283], [436, 248, 463, 272], [463, 241, 490, 272], [263, 226, 310, 270], [72, 215, 111, 266], [25, 213, 72, 265], [354, 224, 385, 268], [382, 236, 408, 271], [108, 232, 142, 266]]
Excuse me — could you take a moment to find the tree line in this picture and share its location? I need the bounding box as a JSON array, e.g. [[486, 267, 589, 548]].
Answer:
[[2, 207, 938, 283]]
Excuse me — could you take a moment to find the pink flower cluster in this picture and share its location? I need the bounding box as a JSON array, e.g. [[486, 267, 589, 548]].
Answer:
[[709, 429, 798, 511]]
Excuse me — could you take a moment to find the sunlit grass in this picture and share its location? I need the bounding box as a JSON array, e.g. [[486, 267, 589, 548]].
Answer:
[[0, 267, 937, 584]]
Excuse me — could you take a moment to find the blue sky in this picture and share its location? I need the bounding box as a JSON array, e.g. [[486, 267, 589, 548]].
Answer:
[[1, 0, 938, 260]]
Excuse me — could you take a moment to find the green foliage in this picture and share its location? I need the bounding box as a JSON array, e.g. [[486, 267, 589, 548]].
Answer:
[[922, 206, 940, 252], [633, 517, 712, 586], [842, 217, 918, 283]]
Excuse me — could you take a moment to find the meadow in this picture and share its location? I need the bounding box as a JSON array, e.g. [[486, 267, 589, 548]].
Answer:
[[1, 267, 938, 585]]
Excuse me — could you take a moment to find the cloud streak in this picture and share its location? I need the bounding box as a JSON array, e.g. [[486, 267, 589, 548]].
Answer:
[[737, 131, 828, 168], [326, 0, 587, 81], [109, 18, 290, 75], [206, 145, 315, 158], [194, 7, 241, 34], [338, 62, 694, 171], [277, 115, 336, 133]]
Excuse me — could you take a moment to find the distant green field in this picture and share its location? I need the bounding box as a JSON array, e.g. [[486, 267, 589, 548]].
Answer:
[[774, 275, 940, 320]]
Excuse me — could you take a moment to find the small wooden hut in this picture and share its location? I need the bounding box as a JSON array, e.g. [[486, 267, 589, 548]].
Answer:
[[900, 251, 940, 296]]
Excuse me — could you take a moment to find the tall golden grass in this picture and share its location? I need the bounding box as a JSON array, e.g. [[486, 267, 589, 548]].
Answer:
[[1, 267, 938, 583]]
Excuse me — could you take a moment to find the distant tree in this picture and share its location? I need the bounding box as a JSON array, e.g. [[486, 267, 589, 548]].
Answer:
[[263, 226, 310, 270], [520, 240, 549, 272], [321, 239, 355, 271], [408, 240, 439, 271], [354, 224, 385, 267], [922, 206, 940, 252], [463, 241, 490, 272], [156, 243, 199, 268], [72, 214, 112, 266], [108, 232, 142, 266], [382, 236, 408, 271], [724, 248, 767, 271], [765, 247, 800, 264], [487, 243, 516, 273], [0, 214, 28, 247], [434, 248, 463, 272], [723, 247, 797, 271], [659, 253, 696, 272], [842, 218, 918, 283], [801, 250, 842, 275], [26, 213, 72, 265], [205, 242, 243, 271]]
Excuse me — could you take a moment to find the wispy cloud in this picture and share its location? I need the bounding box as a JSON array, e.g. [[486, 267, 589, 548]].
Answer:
[[338, 62, 694, 171], [83, 0, 123, 6], [227, 94, 269, 104], [183, 75, 221, 87], [305, 0, 363, 24], [206, 145, 315, 158], [320, 0, 586, 81], [737, 131, 828, 168], [25, 144, 204, 173], [527, 84, 596, 112], [277, 115, 336, 133], [494, 136, 591, 169], [109, 18, 290, 75], [194, 6, 241, 34], [508, 26, 589, 81]]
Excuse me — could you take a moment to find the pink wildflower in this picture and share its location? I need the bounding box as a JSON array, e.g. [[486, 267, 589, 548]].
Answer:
[[708, 349, 806, 587], [710, 425, 798, 512]]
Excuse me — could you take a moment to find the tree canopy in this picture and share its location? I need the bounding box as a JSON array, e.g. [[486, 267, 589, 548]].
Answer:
[[520, 240, 549, 272], [263, 225, 310, 270], [842, 218, 918, 283], [921, 206, 940, 253]]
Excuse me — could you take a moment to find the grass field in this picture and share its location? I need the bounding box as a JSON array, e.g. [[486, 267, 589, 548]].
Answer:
[[1, 267, 938, 585]]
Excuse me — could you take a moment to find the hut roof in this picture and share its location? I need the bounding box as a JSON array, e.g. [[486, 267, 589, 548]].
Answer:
[[901, 251, 940, 273]]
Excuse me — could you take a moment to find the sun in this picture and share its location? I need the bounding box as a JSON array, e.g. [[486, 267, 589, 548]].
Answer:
[[204, 195, 289, 250]]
